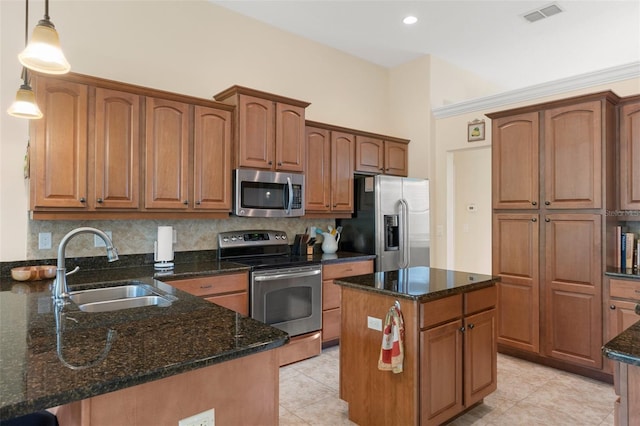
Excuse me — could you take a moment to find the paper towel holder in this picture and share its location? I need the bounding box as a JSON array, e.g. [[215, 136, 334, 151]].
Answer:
[[154, 226, 174, 270]]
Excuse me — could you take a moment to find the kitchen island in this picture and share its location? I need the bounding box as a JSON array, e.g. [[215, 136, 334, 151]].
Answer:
[[0, 263, 288, 425], [335, 267, 499, 426]]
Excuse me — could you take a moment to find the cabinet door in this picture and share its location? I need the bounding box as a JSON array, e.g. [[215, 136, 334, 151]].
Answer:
[[619, 100, 640, 210], [464, 309, 497, 407], [237, 95, 274, 169], [94, 88, 140, 209], [544, 101, 602, 209], [607, 299, 640, 343], [492, 112, 539, 209], [421, 319, 463, 426], [145, 97, 190, 209], [384, 141, 408, 177], [492, 214, 540, 353], [193, 105, 232, 210], [331, 131, 355, 212], [275, 103, 305, 172], [544, 214, 602, 369], [305, 126, 331, 212], [31, 77, 89, 209], [355, 136, 383, 174]]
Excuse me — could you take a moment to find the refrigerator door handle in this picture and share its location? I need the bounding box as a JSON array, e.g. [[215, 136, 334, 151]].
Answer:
[[400, 198, 409, 268]]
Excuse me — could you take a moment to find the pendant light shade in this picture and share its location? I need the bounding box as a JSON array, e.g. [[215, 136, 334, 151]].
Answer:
[[19, 0, 70, 75], [7, 80, 43, 119]]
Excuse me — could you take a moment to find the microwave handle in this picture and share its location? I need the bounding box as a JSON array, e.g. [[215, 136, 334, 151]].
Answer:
[[286, 176, 293, 215]]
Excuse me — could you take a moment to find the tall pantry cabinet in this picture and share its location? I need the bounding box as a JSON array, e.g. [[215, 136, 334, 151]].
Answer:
[[488, 91, 619, 378]]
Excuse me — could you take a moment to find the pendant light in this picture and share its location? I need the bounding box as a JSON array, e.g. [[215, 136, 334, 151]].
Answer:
[[7, 0, 43, 119], [18, 0, 70, 75]]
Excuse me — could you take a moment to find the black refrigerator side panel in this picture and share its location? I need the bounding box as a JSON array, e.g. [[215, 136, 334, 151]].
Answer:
[[337, 176, 375, 254]]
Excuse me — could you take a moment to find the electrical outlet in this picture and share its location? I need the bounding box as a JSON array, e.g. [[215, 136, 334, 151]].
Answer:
[[178, 409, 214, 426], [367, 316, 382, 331], [38, 232, 52, 250], [94, 231, 113, 247]]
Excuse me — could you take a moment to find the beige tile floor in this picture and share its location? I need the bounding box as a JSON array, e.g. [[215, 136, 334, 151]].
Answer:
[[279, 346, 617, 425]]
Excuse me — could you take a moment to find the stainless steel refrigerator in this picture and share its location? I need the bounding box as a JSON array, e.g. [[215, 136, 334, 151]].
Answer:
[[337, 175, 430, 272]]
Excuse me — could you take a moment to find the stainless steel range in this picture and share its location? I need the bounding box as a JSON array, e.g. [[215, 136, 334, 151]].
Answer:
[[217, 230, 322, 338]]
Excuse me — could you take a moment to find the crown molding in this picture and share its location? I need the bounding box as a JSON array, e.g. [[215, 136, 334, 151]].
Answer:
[[432, 62, 640, 119]]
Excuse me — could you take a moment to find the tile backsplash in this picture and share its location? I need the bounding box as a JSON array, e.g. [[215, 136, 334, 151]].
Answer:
[[27, 217, 335, 260]]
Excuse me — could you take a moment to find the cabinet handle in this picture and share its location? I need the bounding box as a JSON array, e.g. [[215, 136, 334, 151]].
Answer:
[[183, 200, 189, 205], [196, 201, 201, 205], [96, 198, 103, 204], [468, 323, 475, 329], [545, 218, 551, 222], [532, 201, 537, 206], [610, 305, 616, 310], [79, 197, 86, 203], [200, 284, 213, 289], [531, 218, 537, 222], [545, 201, 550, 205], [459, 326, 465, 332]]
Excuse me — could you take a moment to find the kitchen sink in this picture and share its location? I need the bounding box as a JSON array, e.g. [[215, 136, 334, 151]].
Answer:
[[69, 284, 154, 305], [68, 282, 176, 312], [77, 296, 173, 313]]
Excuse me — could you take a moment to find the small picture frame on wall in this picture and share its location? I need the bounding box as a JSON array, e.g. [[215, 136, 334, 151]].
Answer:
[[467, 119, 485, 142]]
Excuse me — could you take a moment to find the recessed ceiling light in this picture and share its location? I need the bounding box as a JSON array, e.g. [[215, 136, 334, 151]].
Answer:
[[403, 16, 418, 25]]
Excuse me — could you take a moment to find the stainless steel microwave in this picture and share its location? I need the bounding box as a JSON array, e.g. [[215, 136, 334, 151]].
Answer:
[[234, 169, 305, 217]]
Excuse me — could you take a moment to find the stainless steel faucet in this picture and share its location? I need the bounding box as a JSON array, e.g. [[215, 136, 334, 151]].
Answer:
[[53, 227, 119, 303]]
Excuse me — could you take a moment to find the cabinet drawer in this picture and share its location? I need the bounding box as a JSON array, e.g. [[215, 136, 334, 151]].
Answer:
[[464, 286, 498, 315], [421, 294, 463, 329], [323, 260, 373, 280], [322, 307, 341, 342], [610, 279, 640, 301], [169, 272, 248, 297], [204, 292, 248, 316], [323, 279, 341, 310]]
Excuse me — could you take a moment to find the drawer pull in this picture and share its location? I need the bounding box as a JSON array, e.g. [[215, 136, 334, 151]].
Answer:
[[200, 284, 213, 289]]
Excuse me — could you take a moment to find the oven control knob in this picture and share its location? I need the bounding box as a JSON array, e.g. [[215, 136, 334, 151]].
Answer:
[[222, 237, 229, 242], [231, 236, 237, 241]]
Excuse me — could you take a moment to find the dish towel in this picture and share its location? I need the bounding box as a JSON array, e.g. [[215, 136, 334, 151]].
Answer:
[[378, 304, 405, 374]]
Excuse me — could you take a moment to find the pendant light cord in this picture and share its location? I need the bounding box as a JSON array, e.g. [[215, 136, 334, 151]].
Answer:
[[22, 0, 30, 85], [44, 0, 50, 21]]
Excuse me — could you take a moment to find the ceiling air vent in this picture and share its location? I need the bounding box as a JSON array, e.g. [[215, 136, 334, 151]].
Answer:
[[522, 3, 563, 23]]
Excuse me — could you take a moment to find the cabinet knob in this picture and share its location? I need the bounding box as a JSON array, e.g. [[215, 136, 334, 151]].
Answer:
[[96, 198, 103, 204], [545, 218, 551, 222], [531, 218, 537, 222], [277, 162, 282, 166], [532, 201, 537, 206], [325, 204, 330, 208], [183, 200, 189, 205], [459, 326, 465, 333], [268, 161, 273, 165], [468, 323, 475, 329], [333, 204, 337, 208], [196, 200, 201, 205], [610, 305, 616, 310], [79, 197, 86, 203], [545, 201, 550, 206]]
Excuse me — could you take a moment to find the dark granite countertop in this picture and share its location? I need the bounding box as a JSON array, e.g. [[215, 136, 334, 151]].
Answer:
[[603, 318, 640, 367], [605, 267, 640, 280], [0, 275, 287, 421], [334, 266, 499, 302], [0, 249, 375, 420]]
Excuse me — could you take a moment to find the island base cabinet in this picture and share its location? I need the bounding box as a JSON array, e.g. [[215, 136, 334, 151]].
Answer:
[[613, 362, 640, 426], [54, 349, 279, 426]]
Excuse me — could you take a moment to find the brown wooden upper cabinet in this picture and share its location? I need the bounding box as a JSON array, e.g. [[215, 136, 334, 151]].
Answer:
[[619, 96, 640, 210], [214, 86, 310, 172], [304, 122, 354, 216], [31, 76, 89, 210], [489, 93, 618, 210], [29, 72, 233, 219], [355, 135, 409, 176]]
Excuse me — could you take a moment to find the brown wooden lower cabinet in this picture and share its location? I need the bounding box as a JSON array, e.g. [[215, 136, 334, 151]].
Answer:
[[612, 361, 640, 426], [340, 284, 497, 426], [321, 260, 374, 344], [54, 348, 279, 426], [166, 272, 249, 316]]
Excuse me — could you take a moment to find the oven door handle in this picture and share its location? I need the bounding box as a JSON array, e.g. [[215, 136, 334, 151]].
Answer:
[[254, 269, 321, 281]]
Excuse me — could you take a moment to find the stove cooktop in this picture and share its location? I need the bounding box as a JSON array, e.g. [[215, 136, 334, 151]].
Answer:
[[217, 230, 320, 270]]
